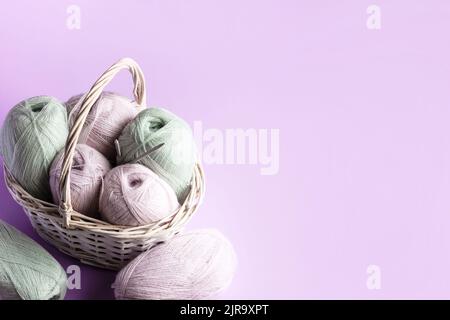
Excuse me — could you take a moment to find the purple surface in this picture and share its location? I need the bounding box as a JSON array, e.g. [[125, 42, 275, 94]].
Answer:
[[2, 0, 450, 299]]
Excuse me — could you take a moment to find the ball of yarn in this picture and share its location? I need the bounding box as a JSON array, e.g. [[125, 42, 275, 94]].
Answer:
[[116, 108, 196, 202], [0, 96, 69, 201], [0, 220, 67, 300], [49, 144, 111, 218], [99, 163, 179, 226], [66, 92, 138, 160], [113, 229, 237, 300]]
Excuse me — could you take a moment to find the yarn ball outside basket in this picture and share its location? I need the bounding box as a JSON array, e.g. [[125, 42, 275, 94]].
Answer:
[[116, 107, 197, 203], [99, 163, 179, 227], [50, 144, 111, 218], [113, 229, 237, 300], [0, 96, 68, 201], [67, 91, 138, 160], [2, 58, 205, 271], [0, 220, 67, 300]]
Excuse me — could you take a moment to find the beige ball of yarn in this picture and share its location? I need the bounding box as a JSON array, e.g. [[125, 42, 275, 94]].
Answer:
[[113, 229, 237, 300], [99, 163, 180, 226], [49, 144, 111, 218], [66, 92, 138, 160]]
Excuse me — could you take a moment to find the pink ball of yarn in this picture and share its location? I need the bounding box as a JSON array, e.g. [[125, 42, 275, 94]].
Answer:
[[66, 92, 138, 160], [99, 164, 180, 226], [49, 144, 111, 218], [113, 229, 237, 300]]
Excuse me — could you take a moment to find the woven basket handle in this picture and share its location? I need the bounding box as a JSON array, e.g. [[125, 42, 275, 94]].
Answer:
[[59, 58, 147, 227]]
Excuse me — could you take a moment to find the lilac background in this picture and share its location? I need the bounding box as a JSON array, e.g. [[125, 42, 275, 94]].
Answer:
[[1, 0, 450, 299]]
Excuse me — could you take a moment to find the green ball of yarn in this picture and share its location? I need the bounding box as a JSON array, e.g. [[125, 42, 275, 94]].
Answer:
[[117, 108, 196, 202], [0, 96, 69, 200], [0, 220, 67, 300]]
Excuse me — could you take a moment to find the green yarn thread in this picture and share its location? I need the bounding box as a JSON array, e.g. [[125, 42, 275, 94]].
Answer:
[[0, 96, 69, 200], [0, 220, 67, 300], [116, 108, 196, 202]]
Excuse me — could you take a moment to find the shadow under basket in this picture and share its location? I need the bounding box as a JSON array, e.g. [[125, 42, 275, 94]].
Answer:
[[3, 164, 204, 270], [2, 58, 205, 271]]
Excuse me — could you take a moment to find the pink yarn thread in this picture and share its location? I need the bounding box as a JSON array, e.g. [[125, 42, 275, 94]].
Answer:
[[66, 92, 138, 160], [99, 164, 180, 226], [49, 144, 111, 218], [113, 229, 237, 300]]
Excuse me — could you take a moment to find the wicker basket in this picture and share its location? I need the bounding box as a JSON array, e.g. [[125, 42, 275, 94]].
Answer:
[[3, 58, 205, 270]]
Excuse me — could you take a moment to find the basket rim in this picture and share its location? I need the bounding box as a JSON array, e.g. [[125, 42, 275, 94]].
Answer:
[[3, 162, 205, 237]]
